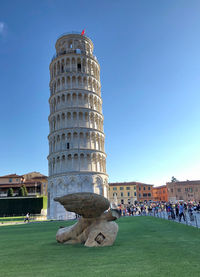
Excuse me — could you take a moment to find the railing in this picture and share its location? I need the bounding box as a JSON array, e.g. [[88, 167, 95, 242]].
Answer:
[[57, 31, 92, 41], [145, 210, 200, 229], [0, 193, 7, 197], [51, 51, 97, 63], [120, 209, 200, 229]]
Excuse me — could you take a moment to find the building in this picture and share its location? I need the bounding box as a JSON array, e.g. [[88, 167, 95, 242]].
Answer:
[[0, 173, 48, 197], [109, 181, 154, 205], [23, 172, 48, 196], [167, 180, 200, 202], [136, 182, 154, 202], [48, 32, 108, 219], [152, 185, 168, 202], [109, 182, 137, 205], [0, 174, 23, 197]]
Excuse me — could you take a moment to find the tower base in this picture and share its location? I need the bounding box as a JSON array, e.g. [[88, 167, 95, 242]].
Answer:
[[47, 173, 108, 220]]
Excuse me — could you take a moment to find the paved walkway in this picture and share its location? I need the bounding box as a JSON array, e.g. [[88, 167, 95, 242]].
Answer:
[[147, 211, 200, 229], [1, 213, 200, 228]]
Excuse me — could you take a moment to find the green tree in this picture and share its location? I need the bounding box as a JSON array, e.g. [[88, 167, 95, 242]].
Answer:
[[18, 186, 25, 197], [22, 185, 28, 196], [7, 188, 14, 197], [171, 176, 178, 182]]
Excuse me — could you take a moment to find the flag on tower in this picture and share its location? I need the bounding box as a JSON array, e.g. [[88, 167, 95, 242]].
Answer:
[[81, 29, 85, 36]]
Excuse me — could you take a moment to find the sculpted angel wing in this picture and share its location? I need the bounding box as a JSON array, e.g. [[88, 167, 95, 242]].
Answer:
[[54, 192, 110, 218]]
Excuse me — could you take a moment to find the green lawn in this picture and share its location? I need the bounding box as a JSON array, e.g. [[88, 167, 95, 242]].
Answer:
[[0, 216, 200, 277]]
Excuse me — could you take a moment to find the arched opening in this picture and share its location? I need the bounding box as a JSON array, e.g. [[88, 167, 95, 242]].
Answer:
[[68, 40, 73, 49], [67, 154, 72, 171], [67, 112, 71, 126], [56, 156, 60, 173], [73, 154, 78, 171], [61, 94, 65, 103], [67, 93, 71, 103], [72, 93, 77, 105], [80, 153, 85, 170], [78, 76, 82, 87], [79, 112, 83, 121], [72, 76, 76, 88], [72, 58, 76, 72], [73, 132, 78, 148], [80, 132, 84, 148], [61, 59, 64, 73], [83, 77, 87, 89], [57, 61, 60, 74], [61, 155, 65, 172], [57, 79, 60, 90], [67, 76, 71, 88], [82, 59, 86, 73], [77, 57, 81, 72], [66, 58, 70, 72], [62, 77, 65, 88], [73, 112, 77, 120], [78, 93, 82, 105]]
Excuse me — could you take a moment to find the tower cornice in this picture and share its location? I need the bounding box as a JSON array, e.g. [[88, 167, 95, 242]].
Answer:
[[48, 88, 102, 103]]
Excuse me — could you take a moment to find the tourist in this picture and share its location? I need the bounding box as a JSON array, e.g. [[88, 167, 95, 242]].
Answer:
[[170, 204, 175, 220], [188, 205, 194, 221], [197, 202, 200, 212], [152, 206, 155, 216], [24, 213, 30, 223], [130, 206, 134, 216], [175, 204, 179, 218], [179, 203, 185, 222]]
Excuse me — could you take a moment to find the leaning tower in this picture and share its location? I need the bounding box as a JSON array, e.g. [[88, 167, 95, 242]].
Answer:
[[47, 32, 108, 219]]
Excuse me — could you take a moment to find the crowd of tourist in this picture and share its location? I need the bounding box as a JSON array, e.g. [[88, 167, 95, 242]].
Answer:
[[118, 201, 200, 222]]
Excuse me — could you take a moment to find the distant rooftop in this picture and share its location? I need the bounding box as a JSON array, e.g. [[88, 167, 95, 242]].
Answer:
[[109, 181, 154, 186], [0, 172, 47, 179], [167, 180, 200, 185], [0, 174, 23, 178]]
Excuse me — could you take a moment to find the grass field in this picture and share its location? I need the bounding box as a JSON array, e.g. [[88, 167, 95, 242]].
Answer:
[[0, 216, 200, 277]]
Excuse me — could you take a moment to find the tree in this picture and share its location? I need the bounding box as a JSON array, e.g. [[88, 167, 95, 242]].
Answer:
[[22, 185, 28, 196], [18, 186, 25, 197], [7, 188, 14, 197], [171, 176, 178, 183]]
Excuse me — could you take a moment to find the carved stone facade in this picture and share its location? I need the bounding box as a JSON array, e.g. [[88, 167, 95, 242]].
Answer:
[[47, 33, 108, 219]]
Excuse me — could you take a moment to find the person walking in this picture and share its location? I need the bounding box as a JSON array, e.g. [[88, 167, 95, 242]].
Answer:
[[188, 205, 194, 221], [24, 213, 30, 223], [179, 203, 185, 222], [170, 204, 175, 220], [175, 204, 179, 218]]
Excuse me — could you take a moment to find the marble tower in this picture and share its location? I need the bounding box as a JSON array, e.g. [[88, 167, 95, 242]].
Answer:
[[47, 32, 108, 219]]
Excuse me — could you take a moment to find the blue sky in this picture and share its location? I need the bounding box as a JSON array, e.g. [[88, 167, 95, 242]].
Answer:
[[0, 0, 200, 185]]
